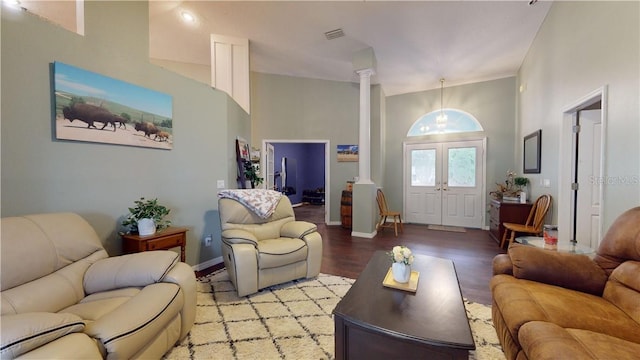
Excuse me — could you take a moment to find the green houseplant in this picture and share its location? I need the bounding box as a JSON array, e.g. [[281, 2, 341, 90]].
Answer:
[[514, 177, 529, 191], [122, 197, 171, 234], [243, 161, 264, 189]]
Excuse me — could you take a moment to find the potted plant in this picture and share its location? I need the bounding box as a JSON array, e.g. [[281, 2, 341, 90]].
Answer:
[[514, 177, 529, 203], [514, 177, 529, 191], [243, 161, 264, 189], [122, 197, 171, 235]]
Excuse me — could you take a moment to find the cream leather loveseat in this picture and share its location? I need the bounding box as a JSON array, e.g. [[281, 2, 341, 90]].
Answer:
[[0, 213, 196, 359]]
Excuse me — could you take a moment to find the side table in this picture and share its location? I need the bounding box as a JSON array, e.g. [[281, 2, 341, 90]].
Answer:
[[515, 236, 594, 256], [122, 226, 188, 262]]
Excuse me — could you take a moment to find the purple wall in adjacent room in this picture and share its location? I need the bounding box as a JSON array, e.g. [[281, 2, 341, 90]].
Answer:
[[273, 143, 325, 205]]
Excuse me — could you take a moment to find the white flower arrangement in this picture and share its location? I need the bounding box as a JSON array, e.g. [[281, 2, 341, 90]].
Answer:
[[389, 245, 415, 266]]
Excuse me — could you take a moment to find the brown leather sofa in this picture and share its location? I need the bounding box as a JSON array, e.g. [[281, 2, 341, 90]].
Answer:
[[219, 195, 322, 297], [491, 206, 640, 360], [0, 213, 196, 359]]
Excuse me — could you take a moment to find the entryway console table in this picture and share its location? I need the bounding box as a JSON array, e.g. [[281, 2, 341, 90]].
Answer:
[[489, 199, 533, 244]]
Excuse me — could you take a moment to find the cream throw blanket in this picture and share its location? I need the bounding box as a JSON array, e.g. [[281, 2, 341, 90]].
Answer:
[[218, 189, 283, 219]]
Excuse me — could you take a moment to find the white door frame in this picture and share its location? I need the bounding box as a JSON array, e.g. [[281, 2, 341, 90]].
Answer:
[[402, 137, 487, 228], [559, 86, 607, 245], [262, 139, 330, 225]]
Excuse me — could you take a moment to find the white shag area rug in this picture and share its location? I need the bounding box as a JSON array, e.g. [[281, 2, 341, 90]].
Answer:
[[164, 270, 505, 360]]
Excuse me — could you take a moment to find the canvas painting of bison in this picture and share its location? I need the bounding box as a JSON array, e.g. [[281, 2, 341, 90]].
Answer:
[[53, 61, 173, 150]]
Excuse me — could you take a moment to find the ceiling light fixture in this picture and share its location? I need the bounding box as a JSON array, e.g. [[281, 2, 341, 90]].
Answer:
[[181, 11, 195, 23], [436, 78, 447, 130]]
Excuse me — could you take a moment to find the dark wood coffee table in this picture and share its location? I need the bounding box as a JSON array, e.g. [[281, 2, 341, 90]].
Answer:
[[333, 251, 475, 360]]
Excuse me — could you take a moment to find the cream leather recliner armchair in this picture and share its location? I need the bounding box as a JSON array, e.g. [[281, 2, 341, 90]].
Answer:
[[218, 195, 322, 297], [0, 213, 196, 359]]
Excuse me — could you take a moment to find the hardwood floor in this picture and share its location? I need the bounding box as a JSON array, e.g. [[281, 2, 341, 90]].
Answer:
[[295, 204, 505, 305], [201, 204, 505, 305]]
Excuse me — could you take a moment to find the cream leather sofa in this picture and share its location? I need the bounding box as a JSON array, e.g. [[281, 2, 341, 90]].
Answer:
[[0, 213, 196, 359], [219, 195, 322, 296]]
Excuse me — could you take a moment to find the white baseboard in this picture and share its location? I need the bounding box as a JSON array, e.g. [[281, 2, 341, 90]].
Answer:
[[327, 221, 342, 226], [192, 256, 223, 271], [351, 230, 377, 238]]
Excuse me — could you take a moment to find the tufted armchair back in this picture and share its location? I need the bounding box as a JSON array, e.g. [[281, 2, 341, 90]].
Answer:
[[594, 206, 640, 275]]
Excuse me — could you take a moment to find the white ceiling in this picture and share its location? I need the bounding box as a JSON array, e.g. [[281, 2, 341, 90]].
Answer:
[[149, 1, 552, 96]]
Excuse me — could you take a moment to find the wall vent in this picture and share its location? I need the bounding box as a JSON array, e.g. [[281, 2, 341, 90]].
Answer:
[[324, 28, 345, 40]]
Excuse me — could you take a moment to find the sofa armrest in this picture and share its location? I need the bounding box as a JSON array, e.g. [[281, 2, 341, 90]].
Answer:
[[508, 243, 608, 295], [281, 221, 317, 239], [0, 312, 85, 358], [492, 254, 514, 276], [162, 262, 197, 341], [221, 229, 258, 246], [83, 251, 179, 294]]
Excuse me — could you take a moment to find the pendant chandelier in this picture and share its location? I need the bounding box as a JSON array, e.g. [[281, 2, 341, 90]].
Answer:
[[436, 78, 447, 130]]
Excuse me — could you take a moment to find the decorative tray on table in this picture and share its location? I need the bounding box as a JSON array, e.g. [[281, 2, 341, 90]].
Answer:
[[382, 268, 420, 292]]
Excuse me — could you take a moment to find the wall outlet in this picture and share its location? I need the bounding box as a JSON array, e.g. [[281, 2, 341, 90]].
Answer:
[[204, 235, 212, 247], [216, 180, 225, 189], [543, 179, 551, 187]]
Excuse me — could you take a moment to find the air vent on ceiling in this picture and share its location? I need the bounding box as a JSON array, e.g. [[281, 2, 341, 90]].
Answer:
[[324, 28, 345, 40]]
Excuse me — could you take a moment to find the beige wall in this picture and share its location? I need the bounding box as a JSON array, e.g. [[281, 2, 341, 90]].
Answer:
[[518, 1, 640, 233], [1, 1, 249, 267], [251, 72, 362, 223], [385, 77, 518, 224]]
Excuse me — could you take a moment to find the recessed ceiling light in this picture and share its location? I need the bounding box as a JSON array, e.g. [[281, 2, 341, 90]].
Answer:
[[181, 11, 195, 23], [3, 0, 21, 7]]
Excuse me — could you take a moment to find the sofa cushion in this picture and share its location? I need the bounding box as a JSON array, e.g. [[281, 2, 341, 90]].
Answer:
[[0, 312, 85, 358], [491, 274, 640, 345], [11, 333, 104, 359], [508, 243, 608, 295], [258, 238, 308, 269], [1, 250, 107, 315], [519, 321, 640, 360], [1, 213, 104, 291], [61, 288, 140, 321]]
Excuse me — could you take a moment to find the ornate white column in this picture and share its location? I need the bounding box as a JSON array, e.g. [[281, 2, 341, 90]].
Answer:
[[357, 68, 374, 184]]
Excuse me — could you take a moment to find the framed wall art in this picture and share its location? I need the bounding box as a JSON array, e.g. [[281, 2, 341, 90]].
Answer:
[[337, 145, 359, 162], [523, 129, 541, 174], [53, 61, 173, 150]]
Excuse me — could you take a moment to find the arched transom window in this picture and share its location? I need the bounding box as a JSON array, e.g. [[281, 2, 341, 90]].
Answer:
[[407, 109, 483, 136]]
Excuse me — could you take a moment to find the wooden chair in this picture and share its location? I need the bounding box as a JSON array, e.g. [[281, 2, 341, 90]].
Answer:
[[376, 189, 403, 236], [500, 194, 552, 248]]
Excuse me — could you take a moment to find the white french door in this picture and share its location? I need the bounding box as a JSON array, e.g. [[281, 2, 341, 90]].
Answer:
[[265, 143, 275, 190], [404, 139, 485, 228], [573, 109, 602, 249]]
